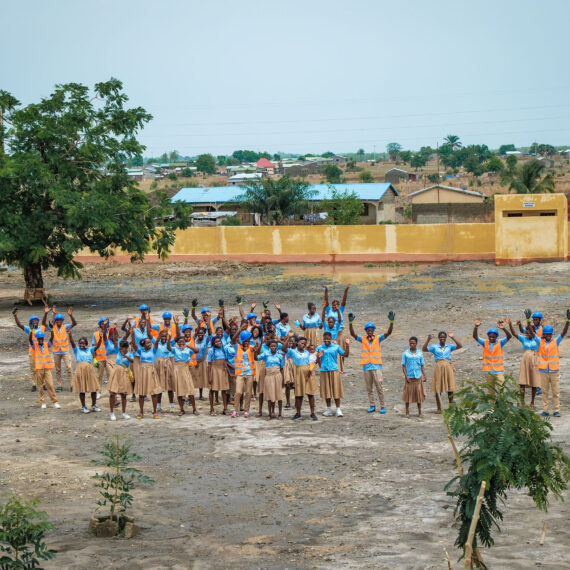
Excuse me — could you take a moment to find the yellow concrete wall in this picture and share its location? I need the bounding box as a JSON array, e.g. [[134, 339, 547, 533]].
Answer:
[[494, 194, 568, 262], [411, 188, 485, 204]]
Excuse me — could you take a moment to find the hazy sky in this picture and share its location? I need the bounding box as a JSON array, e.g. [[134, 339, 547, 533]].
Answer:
[[3, 0, 569, 157]]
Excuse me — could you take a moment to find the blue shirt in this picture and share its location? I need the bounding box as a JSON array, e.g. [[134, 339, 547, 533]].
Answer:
[[275, 321, 291, 339], [195, 335, 211, 360], [172, 346, 192, 362], [133, 327, 151, 346], [220, 332, 232, 347], [517, 334, 540, 351], [135, 347, 157, 364], [105, 340, 119, 356], [317, 343, 345, 372], [427, 343, 457, 361], [155, 340, 174, 359], [287, 348, 311, 366], [74, 346, 95, 362], [401, 349, 425, 378], [207, 345, 234, 363], [24, 324, 45, 335], [261, 342, 283, 355], [115, 352, 133, 368], [302, 313, 322, 329], [322, 320, 341, 340], [326, 305, 345, 329], [259, 351, 284, 368], [355, 334, 386, 371]]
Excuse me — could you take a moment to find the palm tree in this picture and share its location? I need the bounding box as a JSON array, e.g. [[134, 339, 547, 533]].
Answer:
[[504, 159, 556, 194], [443, 135, 462, 151]]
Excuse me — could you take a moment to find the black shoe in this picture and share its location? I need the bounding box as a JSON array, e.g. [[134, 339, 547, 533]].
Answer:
[[43, 385, 47, 390], [310, 413, 318, 421], [292, 413, 302, 420], [56, 386, 63, 392], [31, 385, 37, 392]]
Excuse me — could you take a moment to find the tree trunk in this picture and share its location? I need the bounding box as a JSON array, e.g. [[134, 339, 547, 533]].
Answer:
[[23, 263, 47, 305]]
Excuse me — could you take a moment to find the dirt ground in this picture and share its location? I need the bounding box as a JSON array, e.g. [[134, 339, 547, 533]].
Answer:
[[0, 260, 569, 569]]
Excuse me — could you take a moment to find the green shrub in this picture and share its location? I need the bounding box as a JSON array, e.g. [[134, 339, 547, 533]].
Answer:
[[220, 216, 241, 226]]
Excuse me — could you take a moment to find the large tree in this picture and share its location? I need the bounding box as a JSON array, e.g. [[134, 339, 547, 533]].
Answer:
[[234, 176, 316, 225], [386, 142, 402, 162], [0, 80, 191, 295], [443, 134, 462, 150], [195, 153, 217, 174], [323, 164, 342, 184], [321, 186, 364, 225], [503, 159, 556, 194]]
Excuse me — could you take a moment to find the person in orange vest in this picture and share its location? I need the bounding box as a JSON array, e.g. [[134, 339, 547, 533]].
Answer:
[[473, 318, 512, 386], [231, 329, 256, 418], [519, 310, 544, 338], [49, 305, 77, 391], [29, 330, 60, 409], [349, 313, 394, 414], [538, 314, 569, 418], [13, 307, 47, 391], [92, 317, 110, 395], [189, 300, 218, 335]]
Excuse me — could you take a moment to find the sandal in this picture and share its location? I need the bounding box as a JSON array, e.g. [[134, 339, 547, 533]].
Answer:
[[136, 414, 143, 420], [178, 410, 186, 416], [278, 415, 283, 420], [210, 410, 216, 416], [266, 415, 272, 421], [193, 410, 200, 415], [153, 414, 160, 420], [255, 412, 263, 418]]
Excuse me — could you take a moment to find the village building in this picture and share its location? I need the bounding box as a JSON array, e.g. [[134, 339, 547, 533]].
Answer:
[[384, 168, 419, 184]]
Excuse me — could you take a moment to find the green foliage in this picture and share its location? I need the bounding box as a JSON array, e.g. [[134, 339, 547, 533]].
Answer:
[[323, 164, 343, 184], [235, 176, 315, 225], [167, 172, 178, 181], [403, 204, 413, 219], [0, 80, 191, 289], [398, 150, 412, 164], [444, 377, 570, 558], [503, 159, 556, 194], [231, 149, 271, 163], [92, 435, 154, 524], [321, 186, 364, 225], [181, 167, 193, 177], [530, 142, 556, 156], [195, 153, 217, 174], [321, 151, 334, 158], [498, 144, 516, 155], [427, 173, 440, 183], [386, 142, 402, 161], [444, 134, 462, 150], [216, 155, 226, 166], [345, 159, 358, 172], [358, 169, 373, 183], [220, 215, 241, 226], [484, 156, 504, 173], [378, 219, 395, 224], [0, 495, 56, 568], [410, 153, 427, 170]]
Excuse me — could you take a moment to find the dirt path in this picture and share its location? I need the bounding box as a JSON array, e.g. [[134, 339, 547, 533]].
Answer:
[[0, 261, 568, 569]]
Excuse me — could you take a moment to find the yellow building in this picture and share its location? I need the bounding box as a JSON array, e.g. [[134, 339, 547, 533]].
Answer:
[[408, 184, 487, 204]]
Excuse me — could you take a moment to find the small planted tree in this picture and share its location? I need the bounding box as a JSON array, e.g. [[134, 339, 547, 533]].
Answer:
[[91, 435, 154, 537], [0, 496, 56, 568], [444, 377, 570, 568]]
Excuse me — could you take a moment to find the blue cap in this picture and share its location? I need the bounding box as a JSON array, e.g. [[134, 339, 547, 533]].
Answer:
[[542, 325, 554, 334], [181, 324, 192, 332], [54, 313, 64, 321], [162, 311, 172, 319], [247, 312, 257, 319], [34, 331, 45, 339], [487, 328, 499, 336], [98, 317, 106, 325], [531, 312, 543, 319], [201, 307, 211, 314], [364, 322, 376, 330], [139, 304, 149, 311], [29, 315, 40, 323], [239, 331, 252, 343]]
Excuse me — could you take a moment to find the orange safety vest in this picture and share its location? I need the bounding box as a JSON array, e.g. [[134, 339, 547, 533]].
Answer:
[[535, 326, 543, 338], [482, 340, 504, 373], [160, 322, 177, 338], [360, 336, 383, 367], [187, 337, 197, 367], [27, 325, 46, 354], [136, 316, 158, 339], [33, 342, 54, 370], [235, 345, 256, 376], [93, 330, 107, 361], [198, 318, 215, 335], [52, 324, 70, 353], [537, 338, 559, 372]]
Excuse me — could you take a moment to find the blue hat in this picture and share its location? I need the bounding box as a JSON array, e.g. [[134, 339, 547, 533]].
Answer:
[[98, 317, 106, 325], [54, 313, 64, 321], [239, 331, 252, 343], [162, 311, 172, 319], [364, 322, 376, 330], [181, 324, 192, 332], [487, 328, 499, 336], [201, 307, 211, 314], [247, 312, 257, 319], [34, 331, 45, 339], [139, 304, 149, 311], [531, 312, 542, 319], [542, 325, 554, 334], [29, 315, 40, 323]]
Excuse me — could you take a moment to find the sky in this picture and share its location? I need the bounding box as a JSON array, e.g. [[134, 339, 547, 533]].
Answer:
[[2, 0, 569, 157]]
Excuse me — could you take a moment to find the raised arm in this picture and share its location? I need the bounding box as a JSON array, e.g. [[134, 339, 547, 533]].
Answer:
[[191, 298, 198, 323], [348, 313, 357, 339], [68, 330, 76, 349], [237, 295, 245, 319], [561, 309, 570, 338], [67, 306, 78, 328], [448, 331, 462, 350], [473, 317, 482, 341], [42, 304, 50, 327], [343, 338, 350, 358], [12, 308, 25, 330], [341, 285, 350, 308], [320, 301, 326, 329], [323, 285, 329, 308], [498, 319, 511, 341], [385, 311, 395, 338], [506, 317, 517, 337], [422, 334, 432, 352]]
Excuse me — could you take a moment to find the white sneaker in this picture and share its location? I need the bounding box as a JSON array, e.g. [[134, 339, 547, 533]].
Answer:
[[53, 403, 61, 409], [169, 403, 174, 409], [92, 405, 101, 412], [322, 409, 333, 417], [82, 406, 90, 414], [41, 403, 47, 409], [122, 413, 130, 420], [336, 408, 343, 417], [157, 404, 162, 411], [110, 413, 116, 421], [96, 392, 101, 400]]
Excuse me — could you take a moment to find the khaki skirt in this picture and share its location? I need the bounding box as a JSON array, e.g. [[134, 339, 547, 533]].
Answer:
[[320, 370, 344, 399], [191, 359, 208, 389], [431, 360, 457, 393], [173, 361, 194, 395], [283, 357, 295, 387], [107, 364, 132, 394], [255, 359, 266, 394], [402, 378, 427, 403], [209, 360, 229, 391], [264, 367, 283, 402], [294, 364, 318, 397], [304, 328, 320, 348], [519, 350, 540, 388], [155, 358, 174, 391], [137, 362, 163, 396], [72, 361, 99, 393], [132, 357, 141, 390]]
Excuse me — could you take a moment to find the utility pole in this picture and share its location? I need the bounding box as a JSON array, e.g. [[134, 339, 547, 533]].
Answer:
[[436, 141, 440, 180]]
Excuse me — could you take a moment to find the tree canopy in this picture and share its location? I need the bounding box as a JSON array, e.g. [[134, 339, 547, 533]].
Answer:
[[503, 159, 556, 194], [386, 142, 402, 161], [195, 153, 217, 174], [0, 79, 191, 292], [323, 164, 343, 184], [321, 186, 364, 225]]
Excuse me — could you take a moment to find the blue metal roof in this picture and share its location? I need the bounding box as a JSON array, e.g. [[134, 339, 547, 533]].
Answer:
[[171, 183, 398, 204]]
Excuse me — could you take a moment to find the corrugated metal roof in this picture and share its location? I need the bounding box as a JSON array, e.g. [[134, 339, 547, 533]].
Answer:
[[408, 184, 487, 199], [171, 182, 398, 204]]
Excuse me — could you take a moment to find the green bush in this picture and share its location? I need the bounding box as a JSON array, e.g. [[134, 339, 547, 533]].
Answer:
[[167, 172, 178, 181], [220, 216, 241, 226], [358, 170, 373, 183]]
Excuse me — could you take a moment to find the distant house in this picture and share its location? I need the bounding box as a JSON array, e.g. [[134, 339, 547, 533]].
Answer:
[[384, 168, 418, 184], [255, 158, 276, 175], [126, 168, 144, 181], [537, 157, 555, 168], [281, 162, 322, 177], [190, 211, 238, 227], [171, 182, 400, 225], [228, 173, 263, 185], [408, 184, 487, 204]]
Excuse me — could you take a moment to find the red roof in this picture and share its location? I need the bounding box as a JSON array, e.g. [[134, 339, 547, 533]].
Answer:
[[256, 158, 275, 168]]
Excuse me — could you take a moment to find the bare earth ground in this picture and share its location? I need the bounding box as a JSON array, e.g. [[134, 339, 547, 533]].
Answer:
[[0, 260, 569, 569]]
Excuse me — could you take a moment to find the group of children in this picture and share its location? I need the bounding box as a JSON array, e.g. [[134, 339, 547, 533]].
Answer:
[[12, 291, 569, 421]]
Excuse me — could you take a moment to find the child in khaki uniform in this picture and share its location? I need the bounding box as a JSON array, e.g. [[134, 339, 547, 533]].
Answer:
[[29, 330, 60, 409]]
